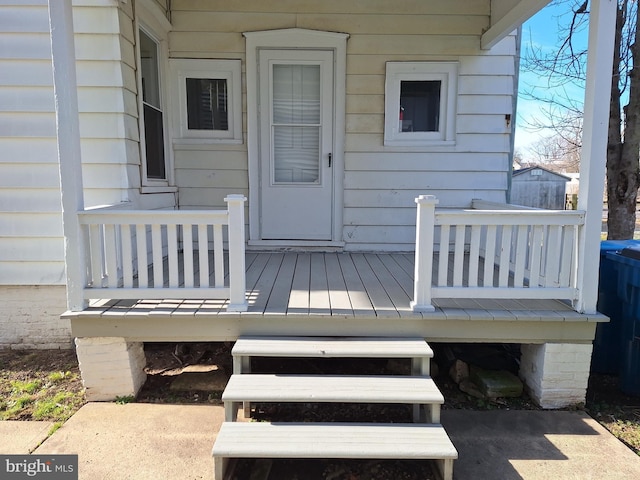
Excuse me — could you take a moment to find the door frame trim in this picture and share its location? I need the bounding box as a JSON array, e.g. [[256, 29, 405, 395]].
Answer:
[[244, 28, 349, 245]]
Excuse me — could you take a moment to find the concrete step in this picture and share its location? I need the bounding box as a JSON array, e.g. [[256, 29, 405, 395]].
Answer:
[[212, 422, 457, 480], [232, 336, 433, 375], [222, 374, 443, 422]]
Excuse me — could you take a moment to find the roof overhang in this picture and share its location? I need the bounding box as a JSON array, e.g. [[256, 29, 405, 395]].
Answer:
[[483, 0, 552, 49]]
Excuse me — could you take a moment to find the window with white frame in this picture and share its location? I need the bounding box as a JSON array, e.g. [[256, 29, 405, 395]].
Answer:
[[138, 27, 169, 182], [384, 62, 458, 146], [171, 59, 242, 143]]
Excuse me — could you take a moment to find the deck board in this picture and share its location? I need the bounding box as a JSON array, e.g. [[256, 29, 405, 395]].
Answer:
[[351, 254, 399, 318], [264, 254, 296, 314], [324, 254, 354, 316], [337, 253, 375, 316], [288, 253, 311, 315], [309, 253, 331, 315], [365, 254, 414, 316]]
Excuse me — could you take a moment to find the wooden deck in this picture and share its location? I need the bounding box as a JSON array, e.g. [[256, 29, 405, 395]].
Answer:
[[66, 253, 606, 344]]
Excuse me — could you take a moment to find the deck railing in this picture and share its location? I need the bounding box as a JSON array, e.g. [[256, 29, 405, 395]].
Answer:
[[77, 195, 248, 312], [412, 195, 586, 312]]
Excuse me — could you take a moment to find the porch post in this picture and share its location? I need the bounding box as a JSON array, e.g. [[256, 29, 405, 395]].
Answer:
[[225, 195, 248, 312], [48, 0, 87, 311], [575, 0, 617, 313], [411, 195, 438, 312]]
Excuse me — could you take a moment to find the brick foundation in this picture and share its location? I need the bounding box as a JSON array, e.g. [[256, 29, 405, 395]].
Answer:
[[519, 343, 593, 409], [75, 337, 147, 401], [0, 286, 72, 350]]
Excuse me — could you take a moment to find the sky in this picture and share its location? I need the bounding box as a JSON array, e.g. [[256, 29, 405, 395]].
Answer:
[[515, 1, 589, 156]]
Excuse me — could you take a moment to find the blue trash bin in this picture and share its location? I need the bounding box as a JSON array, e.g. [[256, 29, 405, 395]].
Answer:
[[592, 240, 640, 374], [620, 338, 640, 396], [605, 247, 640, 395]]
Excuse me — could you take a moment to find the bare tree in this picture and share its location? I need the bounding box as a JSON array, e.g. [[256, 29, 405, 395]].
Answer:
[[608, 1, 640, 238], [527, 116, 582, 172], [521, 0, 639, 238]]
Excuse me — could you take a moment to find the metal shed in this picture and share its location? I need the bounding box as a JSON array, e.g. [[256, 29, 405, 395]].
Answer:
[[511, 166, 571, 209]]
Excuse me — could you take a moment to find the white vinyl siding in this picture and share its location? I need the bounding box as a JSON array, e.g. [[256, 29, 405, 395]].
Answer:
[[170, 0, 516, 250], [0, 1, 154, 285], [0, 2, 61, 285]]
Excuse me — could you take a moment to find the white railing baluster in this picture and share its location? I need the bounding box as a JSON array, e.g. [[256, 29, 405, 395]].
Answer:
[[544, 226, 562, 287], [468, 225, 481, 287], [483, 225, 497, 287], [121, 224, 133, 288], [213, 223, 224, 288], [89, 224, 103, 288], [104, 224, 118, 288], [151, 224, 163, 288], [453, 226, 465, 286], [136, 224, 148, 288], [183, 225, 194, 288], [559, 225, 575, 288], [198, 224, 209, 288], [529, 225, 544, 287], [498, 227, 512, 287], [438, 225, 450, 286], [513, 226, 528, 287], [167, 224, 179, 288]]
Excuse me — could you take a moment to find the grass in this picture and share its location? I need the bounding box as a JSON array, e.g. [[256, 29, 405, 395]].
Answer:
[[0, 350, 85, 423], [586, 384, 640, 457]]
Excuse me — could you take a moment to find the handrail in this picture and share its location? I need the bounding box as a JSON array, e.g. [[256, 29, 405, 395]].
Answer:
[[75, 195, 247, 312], [412, 195, 586, 312]]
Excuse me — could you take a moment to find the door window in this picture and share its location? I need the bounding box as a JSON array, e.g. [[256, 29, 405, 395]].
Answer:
[[272, 64, 321, 184]]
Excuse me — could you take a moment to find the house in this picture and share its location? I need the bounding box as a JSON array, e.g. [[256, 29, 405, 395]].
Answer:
[[1, 0, 616, 419], [511, 166, 571, 209]]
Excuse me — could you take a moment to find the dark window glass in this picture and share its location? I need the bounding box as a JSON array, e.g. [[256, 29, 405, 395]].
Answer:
[[400, 80, 441, 132], [186, 78, 229, 130], [143, 104, 166, 179], [139, 30, 166, 180]]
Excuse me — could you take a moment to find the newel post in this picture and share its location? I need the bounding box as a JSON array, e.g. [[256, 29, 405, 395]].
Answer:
[[411, 195, 438, 312], [225, 195, 248, 312]]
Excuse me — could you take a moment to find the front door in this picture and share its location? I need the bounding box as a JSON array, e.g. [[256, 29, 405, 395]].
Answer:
[[258, 49, 334, 240]]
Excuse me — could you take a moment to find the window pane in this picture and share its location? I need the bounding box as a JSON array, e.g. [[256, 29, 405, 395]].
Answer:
[[186, 78, 229, 130], [139, 29, 165, 180], [400, 80, 441, 132], [139, 31, 160, 109], [271, 63, 321, 184], [143, 104, 166, 179], [273, 126, 319, 183], [273, 64, 320, 125]]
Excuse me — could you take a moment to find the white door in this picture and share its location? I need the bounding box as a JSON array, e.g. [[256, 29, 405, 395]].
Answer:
[[259, 49, 334, 240]]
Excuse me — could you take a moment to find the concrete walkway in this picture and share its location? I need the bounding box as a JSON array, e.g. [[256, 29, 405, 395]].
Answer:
[[2, 404, 639, 479]]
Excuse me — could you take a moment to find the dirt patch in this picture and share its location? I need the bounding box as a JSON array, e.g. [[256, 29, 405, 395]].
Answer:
[[136, 342, 233, 404], [0, 349, 84, 423], [586, 373, 640, 454]]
